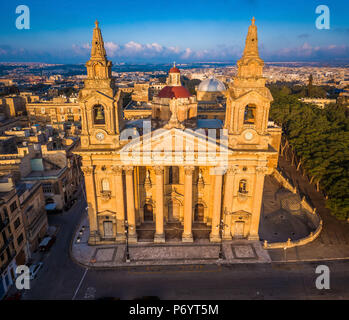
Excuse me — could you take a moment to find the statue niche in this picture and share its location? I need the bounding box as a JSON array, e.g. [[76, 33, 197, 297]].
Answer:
[[93, 104, 105, 125]]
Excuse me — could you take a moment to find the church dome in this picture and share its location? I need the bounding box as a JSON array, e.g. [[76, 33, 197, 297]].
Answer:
[[197, 78, 226, 92], [169, 66, 180, 73], [158, 85, 191, 99]]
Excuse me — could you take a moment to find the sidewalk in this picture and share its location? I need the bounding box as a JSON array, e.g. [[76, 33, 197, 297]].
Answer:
[[267, 156, 349, 262], [71, 215, 271, 268]]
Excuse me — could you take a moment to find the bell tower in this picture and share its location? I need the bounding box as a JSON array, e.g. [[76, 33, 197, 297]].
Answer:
[[224, 17, 273, 150], [78, 20, 124, 150]]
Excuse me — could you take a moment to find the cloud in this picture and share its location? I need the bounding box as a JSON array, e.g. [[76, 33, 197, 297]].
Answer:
[[104, 42, 119, 56], [1, 40, 349, 64], [298, 33, 309, 39], [264, 42, 349, 61], [72, 43, 90, 56]]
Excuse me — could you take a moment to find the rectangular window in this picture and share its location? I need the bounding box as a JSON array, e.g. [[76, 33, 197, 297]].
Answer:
[[42, 183, 52, 194], [14, 218, 20, 230], [17, 233, 24, 246], [3, 208, 8, 219], [10, 201, 17, 213]]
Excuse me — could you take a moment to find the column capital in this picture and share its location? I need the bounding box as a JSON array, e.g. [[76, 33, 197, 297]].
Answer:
[[184, 166, 195, 176], [111, 166, 123, 175], [154, 165, 164, 175], [227, 165, 239, 175], [124, 166, 134, 175], [256, 166, 268, 175], [81, 166, 94, 176]]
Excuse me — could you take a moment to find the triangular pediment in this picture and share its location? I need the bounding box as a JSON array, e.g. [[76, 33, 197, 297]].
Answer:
[[118, 127, 231, 166], [97, 209, 116, 216], [79, 90, 115, 104], [234, 89, 272, 103]]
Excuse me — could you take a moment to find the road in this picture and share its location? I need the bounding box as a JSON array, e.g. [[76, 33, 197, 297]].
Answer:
[[21, 195, 349, 300]]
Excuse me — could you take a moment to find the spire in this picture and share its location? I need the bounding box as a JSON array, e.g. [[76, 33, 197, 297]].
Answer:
[[84, 20, 113, 83], [242, 16, 259, 59], [90, 20, 106, 60], [235, 17, 264, 80]]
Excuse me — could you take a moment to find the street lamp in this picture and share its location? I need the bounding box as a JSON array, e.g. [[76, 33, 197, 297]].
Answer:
[[216, 208, 233, 261], [124, 220, 130, 263], [217, 219, 226, 260]]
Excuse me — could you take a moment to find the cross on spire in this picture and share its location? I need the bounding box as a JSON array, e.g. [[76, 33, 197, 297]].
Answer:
[[252, 17, 255, 25]]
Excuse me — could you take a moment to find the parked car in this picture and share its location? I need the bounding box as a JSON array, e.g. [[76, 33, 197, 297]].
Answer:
[[39, 236, 56, 252], [29, 262, 43, 280]]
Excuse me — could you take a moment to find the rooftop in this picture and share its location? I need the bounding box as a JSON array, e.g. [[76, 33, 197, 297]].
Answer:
[[157, 86, 191, 99]]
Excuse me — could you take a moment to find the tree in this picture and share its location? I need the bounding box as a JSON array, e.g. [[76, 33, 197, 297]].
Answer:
[[308, 74, 313, 97], [269, 85, 349, 220]]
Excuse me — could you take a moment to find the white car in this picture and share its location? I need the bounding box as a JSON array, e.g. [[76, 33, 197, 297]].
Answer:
[[29, 262, 43, 280]]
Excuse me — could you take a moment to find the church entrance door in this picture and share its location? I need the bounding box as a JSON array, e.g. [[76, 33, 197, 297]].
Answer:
[[194, 204, 204, 222], [234, 221, 245, 238], [103, 221, 113, 238], [168, 201, 180, 222], [144, 204, 153, 222]]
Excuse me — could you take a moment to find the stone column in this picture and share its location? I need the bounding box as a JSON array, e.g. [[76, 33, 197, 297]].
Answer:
[[125, 166, 137, 243], [182, 166, 194, 242], [81, 166, 100, 245], [248, 166, 268, 240], [222, 166, 238, 240], [154, 166, 165, 243], [210, 169, 224, 242], [112, 166, 126, 242]]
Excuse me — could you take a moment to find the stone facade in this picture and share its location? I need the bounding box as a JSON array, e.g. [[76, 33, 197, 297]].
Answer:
[[75, 18, 282, 245]]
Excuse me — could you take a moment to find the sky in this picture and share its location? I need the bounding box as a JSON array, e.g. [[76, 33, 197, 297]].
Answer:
[[0, 0, 348, 64]]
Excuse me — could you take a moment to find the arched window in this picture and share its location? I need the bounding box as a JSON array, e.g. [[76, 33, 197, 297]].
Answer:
[[169, 166, 179, 184], [93, 104, 105, 125], [239, 179, 248, 194], [244, 104, 256, 124], [101, 179, 110, 192]]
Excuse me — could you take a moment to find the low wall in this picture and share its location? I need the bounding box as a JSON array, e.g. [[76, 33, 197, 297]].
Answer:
[[273, 169, 316, 214], [263, 220, 323, 249], [272, 169, 297, 193]]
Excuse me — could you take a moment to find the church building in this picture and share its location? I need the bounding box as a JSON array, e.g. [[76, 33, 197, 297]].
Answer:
[[75, 18, 282, 245]]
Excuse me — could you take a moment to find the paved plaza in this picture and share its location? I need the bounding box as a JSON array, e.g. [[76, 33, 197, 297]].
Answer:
[[71, 215, 271, 267]]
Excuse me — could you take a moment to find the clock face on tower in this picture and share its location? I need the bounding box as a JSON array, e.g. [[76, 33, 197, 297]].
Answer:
[[95, 132, 105, 141], [244, 131, 254, 141]]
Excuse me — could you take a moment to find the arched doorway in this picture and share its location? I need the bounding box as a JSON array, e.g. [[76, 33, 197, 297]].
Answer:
[[143, 204, 153, 222], [194, 204, 204, 222]]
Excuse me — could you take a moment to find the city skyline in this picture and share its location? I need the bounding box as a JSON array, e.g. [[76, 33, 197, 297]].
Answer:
[[0, 0, 348, 64]]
